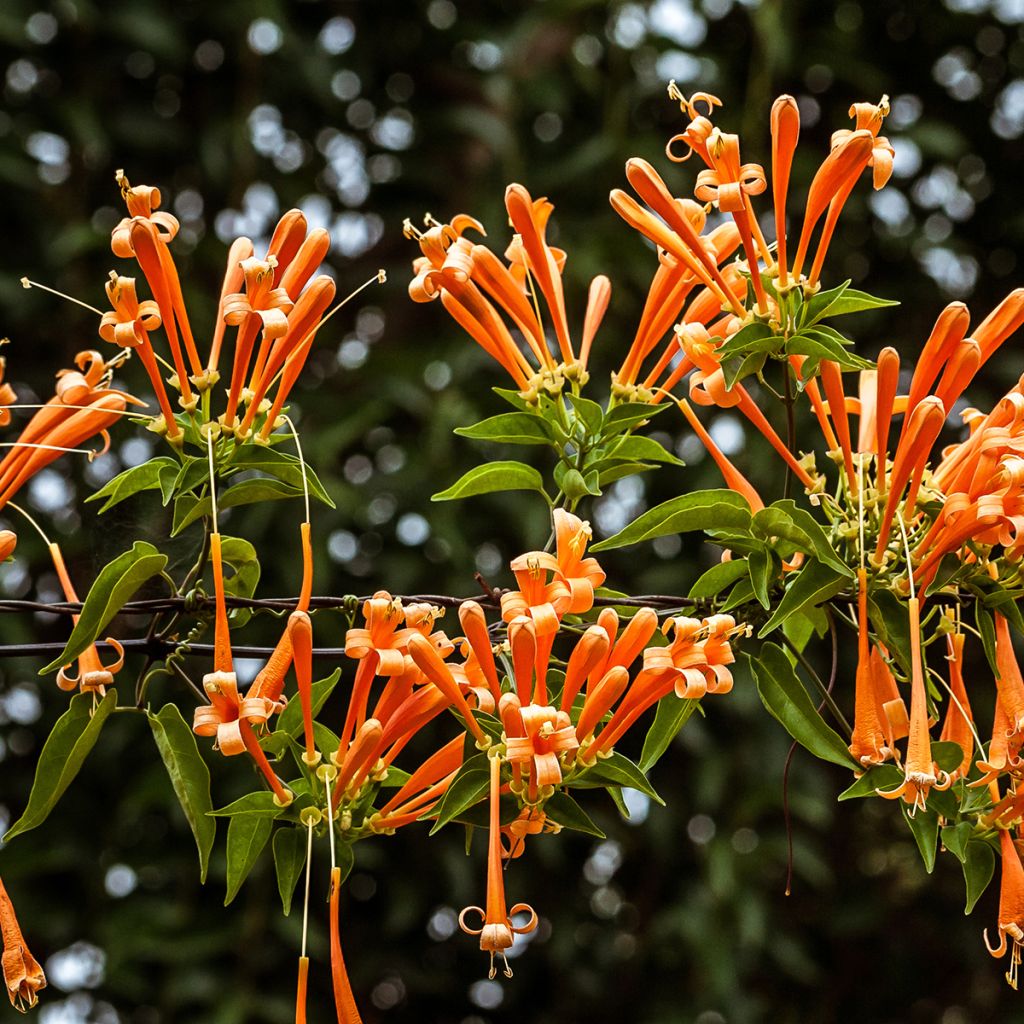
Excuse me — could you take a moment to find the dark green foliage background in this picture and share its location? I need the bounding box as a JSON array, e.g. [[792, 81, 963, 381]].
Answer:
[[2, 1, 1024, 1021]]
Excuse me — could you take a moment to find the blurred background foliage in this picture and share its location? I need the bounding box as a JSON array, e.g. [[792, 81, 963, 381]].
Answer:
[[2, 0, 1024, 1021]]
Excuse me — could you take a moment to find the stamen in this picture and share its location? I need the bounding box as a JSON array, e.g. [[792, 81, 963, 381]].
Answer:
[[20, 277, 104, 317], [7, 500, 52, 546], [281, 414, 310, 525], [299, 807, 321, 958], [319, 763, 339, 870], [205, 428, 220, 535], [0, 441, 100, 461]]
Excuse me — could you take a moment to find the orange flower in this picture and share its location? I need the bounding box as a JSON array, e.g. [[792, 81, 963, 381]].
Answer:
[[0, 876, 45, 1012], [49, 542, 124, 697], [500, 552, 570, 636], [458, 753, 538, 979], [986, 829, 1024, 988], [552, 509, 605, 613], [501, 694, 579, 791], [877, 596, 952, 813], [939, 631, 974, 781]]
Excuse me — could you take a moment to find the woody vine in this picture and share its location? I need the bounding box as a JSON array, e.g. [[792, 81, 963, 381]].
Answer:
[[3, 84, 1024, 1017]]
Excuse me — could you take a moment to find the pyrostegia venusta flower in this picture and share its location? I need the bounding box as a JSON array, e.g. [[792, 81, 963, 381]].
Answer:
[[0, 876, 45, 1012], [987, 829, 1024, 988], [458, 753, 538, 978]]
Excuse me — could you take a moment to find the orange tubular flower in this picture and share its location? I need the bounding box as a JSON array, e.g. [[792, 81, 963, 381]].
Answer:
[[939, 631, 974, 781], [500, 552, 570, 636], [501, 693, 579, 791], [553, 509, 605, 614], [849, 569, 890, 768], [193, 533, 290, 805], [0, 531, 15, 561], [288, 611, 318, 766], [877, 596, 951, 813], [986, 829, 1024, 988], [458, 753, 538, 979], [559, 625, 611, 715], [0, 876, 45, 1012], [458, 601, 502, 707], [406, 632, 488, 747], [995, 613, 1024, 738], [771, 94, 800, 289], [48, 542, 124, 696]]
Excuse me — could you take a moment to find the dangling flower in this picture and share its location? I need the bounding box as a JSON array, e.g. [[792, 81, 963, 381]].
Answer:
[[500, 552, 570, 636], [501, 694, 579, 792], [986, 829, 1024, 988], [0, 876, 46, 1012], [458, 753, 538, 979]]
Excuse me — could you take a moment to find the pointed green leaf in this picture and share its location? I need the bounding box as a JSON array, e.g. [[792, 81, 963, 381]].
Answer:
[[748, 546, 774, 609], [274, 670, 341, 740], [431, 461, 547, 502], [211, 792, 288, 817], [229, 447, 335, 507], [604, 435, 684, 466], [41, 542, 168, 673], [688, 558, 749, 600], [822, 287, 899, 318], [568, 394, 605, 436], [762, 500, 852, 577], [799, 280, 850, 326], [591, 489, 751, 552], [759, 560, 846, 636], [273, 827, 307, 915], [963, 839, 996, 914], [639, 698, 698, 772], [571, 752, 664, 804], [838, 764, 903, 800], [750, 645, 856, 769], [225, 814, 274, 905], [601, 401, 667, 436], [148, 703, 216, 882], [454, 412, 555, 446], [941, 821, 973, 864], [4, 691, 118, 841], [902, 804, 939, 874], [86, 457, 180, 513], [429, 758, 490, 834], [544, 791, 605, 837]]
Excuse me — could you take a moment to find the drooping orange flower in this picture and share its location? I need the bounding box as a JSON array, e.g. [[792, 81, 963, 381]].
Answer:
[[458, 753, 538, 979], [0, 876, 45, 1013], [500, 552, 571, 636], [501, 693, 579, 792], [986, 829, 1024, 988], [877, 596, 952, 813]]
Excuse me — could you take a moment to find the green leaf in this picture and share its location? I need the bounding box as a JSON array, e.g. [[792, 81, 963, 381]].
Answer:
[[86, 457, 179, 513], [759, 560, 847, 636], [688, 559, 749, 600], [229, 447, 335, 507], [591, 489, 751, 552], [800, 280, 850, 326], [5, 691, 117, 841], [747, 546, 774, 609], [431, 461, 547, 502], [757, 500, 852, 577], [571, 752, 664, 805], [601, 402, 667, 436], [823, 287, 899, 318], [639, 698, 698, 772], [274, 670, 341, 740], [838, 764, 903, 800], [963, 839, 996, 914], [595, 460, 657, 486], [750, 645, 856, 769], [172, 494, 210, 536], [211, 792, 288, 817], [868, 589, 913, 676], [492, 387, 531, 412], [786, 330, 873, 373], [568, 394, 604, 436], [429, 760, 490, 834], [148, 703, 216, 882], [225, 814, 274, 905], [604, 434, 684, 467], [932, 740, 967, 774], [721, 349, 769, 390], [272, 827, 307, 915], [902, 804, 939, 874], [544, 791, 605, 837], [941, 822, 973, 864], [714, 320, 778, 360], [454, 412, 555, 446], [41, 542, 168, 673]]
